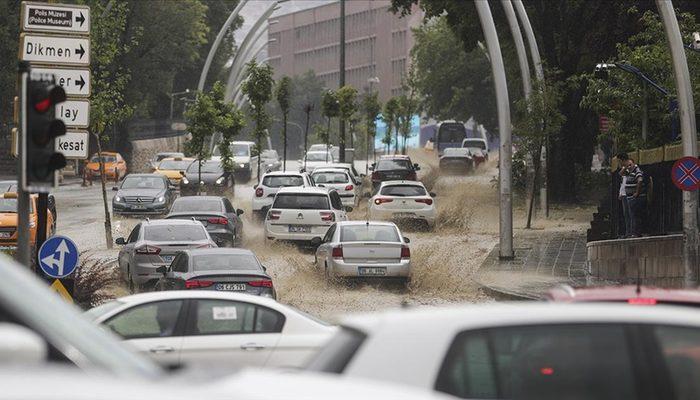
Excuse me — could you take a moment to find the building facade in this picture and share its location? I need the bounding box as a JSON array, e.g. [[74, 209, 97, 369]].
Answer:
[[267, 0, 422, 101]]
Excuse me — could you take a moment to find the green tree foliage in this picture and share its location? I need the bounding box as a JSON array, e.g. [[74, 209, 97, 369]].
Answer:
[[0, 0, 19, 140], [382, 97, 400, 153], [275, 76, 293, 169], [321, 89, 340, 150], [242, 60, 274, 181], [337, 85, 358, 156], [362, 91, 382, 163], [397, 68, 420, 154], [213, 82, 245, 174]]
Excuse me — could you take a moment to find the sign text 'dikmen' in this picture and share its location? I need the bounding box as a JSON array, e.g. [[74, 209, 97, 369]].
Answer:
[[20, 34, 90, 66]]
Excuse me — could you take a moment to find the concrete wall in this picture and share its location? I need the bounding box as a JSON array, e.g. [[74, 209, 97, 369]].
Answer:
[[587, 235, 696, 287], [129, 136, 186, 173]]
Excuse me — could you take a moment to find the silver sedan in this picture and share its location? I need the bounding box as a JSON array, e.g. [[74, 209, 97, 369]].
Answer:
[[311, 221, 411, 283]]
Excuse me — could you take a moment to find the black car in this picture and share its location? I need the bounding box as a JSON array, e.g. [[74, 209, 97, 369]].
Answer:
[[157, 248, 276, 298], [370, 156, 420, 189], [112, 174, 175, 215], [165, 196, 244, 247], [180, 159, 234, 196], [1, 180, 57, 230]]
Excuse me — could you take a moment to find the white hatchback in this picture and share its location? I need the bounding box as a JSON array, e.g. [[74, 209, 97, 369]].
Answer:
[[300, 151, 334, 173], [252, 171, 314, 218], [310, 168, 359, 208], [264, 187, 348, 243], [369, 181, 437, 229]]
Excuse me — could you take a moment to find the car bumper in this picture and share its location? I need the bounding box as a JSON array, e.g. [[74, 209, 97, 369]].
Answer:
[[133, 263, 166, 286], [264, 223, 331, 242], [113, 202, 169, 215], [208, 229, 236, 247], [180, 185, 228, 196], [369, 209, 436, 225], [339, 194, 356, 206], [252, 197, 274, 212], [328, 258, 411, 278]]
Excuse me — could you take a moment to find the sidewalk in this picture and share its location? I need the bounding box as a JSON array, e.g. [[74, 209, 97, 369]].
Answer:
[[475, 230, 588, 299]]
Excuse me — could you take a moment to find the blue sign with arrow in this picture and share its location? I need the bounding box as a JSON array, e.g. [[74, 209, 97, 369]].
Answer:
[[38, 235, 79, 278]]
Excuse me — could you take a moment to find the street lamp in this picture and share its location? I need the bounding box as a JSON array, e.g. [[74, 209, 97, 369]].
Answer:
[[169, 89, 192, 121]]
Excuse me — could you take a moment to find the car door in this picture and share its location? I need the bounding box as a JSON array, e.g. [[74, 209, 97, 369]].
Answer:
[[222, 199, 240, 232], [316, 223, 336, 267], [103, 299, 187, 367], [179, 299, 282, 370], [329, 192, 347, 220], [119, 224, 141, 277]]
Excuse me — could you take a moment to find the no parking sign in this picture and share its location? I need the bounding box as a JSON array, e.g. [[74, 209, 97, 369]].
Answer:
[[671, 157, 700, 191]]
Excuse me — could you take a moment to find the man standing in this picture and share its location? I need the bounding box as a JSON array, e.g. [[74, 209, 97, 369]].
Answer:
[[616, 153, 631, 238], [623, 156, 647, 237]]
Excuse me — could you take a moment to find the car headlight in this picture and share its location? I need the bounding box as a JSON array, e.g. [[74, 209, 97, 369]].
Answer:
[[156, 196, 165, 203], [267, 163, 274, 167], [215, 177, 225, 185], [114, 195, 122, 202], [181, 177, 189, 185], [240, 163, 247, 168]]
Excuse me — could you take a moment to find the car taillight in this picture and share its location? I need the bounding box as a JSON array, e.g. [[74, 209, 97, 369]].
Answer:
[[374, 198, 393, 205], [345, 184, 354, 191], [135, 245, 161, 255], [407, 171, 417, 181], [267, 210, 281, 220], [320, 211, 335, 221], [401, 245, 410, 258], [415, 198, 433, 205], [371, 171, 380, 181], [332, 246, 343, 259], [255, 187, 264, 197], [185, 279, 214, 289], [207, 217, 228, 225], [249, 279, 273, 288], [628, 298, 657, 305]]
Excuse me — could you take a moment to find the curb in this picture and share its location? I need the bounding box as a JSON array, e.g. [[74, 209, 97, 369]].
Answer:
[[473, 276, 540, 301]]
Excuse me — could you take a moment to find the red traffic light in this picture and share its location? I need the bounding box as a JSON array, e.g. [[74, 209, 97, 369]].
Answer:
[[31, 85, 66, 114]]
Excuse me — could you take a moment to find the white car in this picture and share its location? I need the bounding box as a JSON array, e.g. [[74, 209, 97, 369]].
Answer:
[[252, 171, 314, 218], [300, 151, 334, 173], [212, 141, 259, 182], [86, 291, 336, 371], [322, 162, 364, 187], [313, 221, 411, 282], [311, 168, 359, 208], [307, 303, 700, 399], [308, 144, 339, 162], [369, 181, 437, 229], [264, 187, 348, 243]]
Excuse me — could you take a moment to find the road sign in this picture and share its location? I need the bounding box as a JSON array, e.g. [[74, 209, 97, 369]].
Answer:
[[20, 34, 90, 66], [31, 67, 90, 97], [38, 235, 79, 279], [22, 2, 90, 35], [55, 130, 89, 159], [50, 279, 74, 303], [55, 99, 89, 128], [672, 156, 700, 191]]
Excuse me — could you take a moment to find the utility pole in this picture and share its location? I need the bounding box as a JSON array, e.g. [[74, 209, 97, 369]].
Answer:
[[656, 0, 699, 286], [475, 0, 513, 259], [303, 103, 313, 171], [338, 0, 346, 163], [16, 62, 30, 268]]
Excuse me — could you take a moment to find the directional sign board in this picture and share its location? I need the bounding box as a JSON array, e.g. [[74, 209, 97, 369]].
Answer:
[[22, 2, 90, 34], [38, 235, 79, 279], [20, 34, 90, 66], [672, 156, 700, 191], [56, 99, 90, 128], [31, 67, 90, 97], [55, 131, 89, 159]]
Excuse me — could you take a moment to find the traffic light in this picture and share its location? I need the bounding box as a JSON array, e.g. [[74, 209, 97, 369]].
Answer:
[[26, 79, 67, 191]]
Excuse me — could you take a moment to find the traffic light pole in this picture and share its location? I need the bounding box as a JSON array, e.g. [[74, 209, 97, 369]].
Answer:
[[36, 193, 48, 264], [16, 63, 31, 268]]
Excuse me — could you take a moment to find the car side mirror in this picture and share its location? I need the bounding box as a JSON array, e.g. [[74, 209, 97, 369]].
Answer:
[[253, 184, 258, 189], [403, 237, 411, 244], [430, 192, 437, 198], [115, 237, 126, 245], [317, 184, 325, 188], [156, 266, 168, 274], [414, 163, 421, 170], [310, 237, 322, 247], [112, 186, 118, 191], [262, 265, 267, 272], [179, 171, 185, 176], [368, 166, 374, 171], [344, 206, 354, 212], [236, 209, 244, 216]]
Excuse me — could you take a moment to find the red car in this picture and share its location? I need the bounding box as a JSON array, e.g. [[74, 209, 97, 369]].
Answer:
[[545, 284, 700, 307]]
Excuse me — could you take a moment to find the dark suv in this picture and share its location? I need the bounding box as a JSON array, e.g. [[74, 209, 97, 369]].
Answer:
[[370, 155, 420, 188]]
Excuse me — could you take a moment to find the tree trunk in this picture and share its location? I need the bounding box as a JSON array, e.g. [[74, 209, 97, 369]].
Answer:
[[366, 121, 371, 175], [96, 138, 113, 250], [326, 116, 331, 162], [282, 112, 288, 171], [304, 109, 311, 171], [256, 134, 262, 184], [526, 144, 543, 229], [198, 158, 202, 196], [394, 126, 399, 154]]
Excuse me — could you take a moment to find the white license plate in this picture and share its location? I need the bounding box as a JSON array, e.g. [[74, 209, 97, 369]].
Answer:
[[161, 255, 175, 263], [131, 205, 146, 210], [216, 283, 246, 291], [289, 225, 311, 233], [359, 267, 387, 276], [0, 232, 11, 239], [394, 212, 417, 218]]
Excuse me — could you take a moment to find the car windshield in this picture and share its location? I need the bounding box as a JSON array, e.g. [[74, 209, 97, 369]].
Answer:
[[192, 254, 261, 271], [158, 160, 192, 170], [340, 225, 400, 242], [307, 152, 331, 162], [155, 153, 182, 162], [84, 300, 125, 321], [438, 123, 467, 142], [186, 161, 222, 174], [263, 175, 304, 187], [0, 198, 19, 213], [232, 144, 250, 156], [261, 150, 278, 159], [273, 193, 330, 209], [376, 159, 411, 171], [313, 172, 349, 184], [171, 199, 223, 212], [309, 144, 328, 152], [144, 225, 207, 241], [381, 185, 426, 197], [91, 155, 117, 163], [462, 139, 486, 150], [443, 148, 470, 156], [120, 176, 165, 189]]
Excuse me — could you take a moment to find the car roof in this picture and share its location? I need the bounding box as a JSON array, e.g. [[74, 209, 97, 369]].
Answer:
[[545, 285, 700, 303], [113, 290, 282, 309], [123, 173, 165, 178], [277, 187, 329, 195], [311, 168, 348, 174], [379, 180, 426, 187], [142, 218, 203, 226], [379, 154, 411, 160], [335, 220, 398, 227], [182, 248, 256, 257], [262, 171, 306, 177], [325, 163, 354, 169], [307, 150, 332, 155], [160, 157, 194, 162], [173, 196, 224, 202], [231, 141, 255, 145], [93, 151, 118, 156]]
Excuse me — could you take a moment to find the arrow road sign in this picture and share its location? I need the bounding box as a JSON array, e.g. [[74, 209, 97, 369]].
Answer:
[[56, 99, 90, 128], [30, 67, 90, 97], [38, 235, 79, 279], [20, 34, 90, 66], [22, 2, 90, 34], [55, 130, 89, 159]]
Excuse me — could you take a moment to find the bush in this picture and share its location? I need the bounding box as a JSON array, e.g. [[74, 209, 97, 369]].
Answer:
[[72, 255, 120, 309]]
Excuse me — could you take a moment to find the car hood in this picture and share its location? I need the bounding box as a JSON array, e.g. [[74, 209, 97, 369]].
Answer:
[[116, 188, 165, 198], [184, 172, 223, 184], [233, 156, 251, 163], [155, 170, 182, 179]]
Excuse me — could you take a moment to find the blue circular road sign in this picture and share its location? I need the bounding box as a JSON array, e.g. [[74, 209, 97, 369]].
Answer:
[[38, 235, 79, 278], [672, 156, 700, 191]]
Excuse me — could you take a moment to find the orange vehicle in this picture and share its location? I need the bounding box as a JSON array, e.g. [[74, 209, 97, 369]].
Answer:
[[153, 157, 195, 185], [85, 152, 127, 181], [0, 192, 54, 250]]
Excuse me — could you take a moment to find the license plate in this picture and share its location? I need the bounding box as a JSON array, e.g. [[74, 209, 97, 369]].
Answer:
[[359, 267, 387, 276], [161, 255, 175, 263], [386, 175, 400, 179], [216, 283, 246, 291], [289, 225, 311, 233], [131, 205, 146, 210], [394, 212, 416, 218], [0, 232, 11, 239]]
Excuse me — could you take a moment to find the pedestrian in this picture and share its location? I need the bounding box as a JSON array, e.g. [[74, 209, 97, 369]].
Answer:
[[622, 156, 647, 237], [616, 153, 632, 238]]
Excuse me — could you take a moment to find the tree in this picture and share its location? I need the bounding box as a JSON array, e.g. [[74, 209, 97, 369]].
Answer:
[[382, 97, 400, 154], [397, 68, 420, 154], [362, 91, 382, 170], [321, 89, 340, 161], [336, 85, 358, 162], [185, 86, 218, 192], [275, 76, 293, 170], [241, 60, 274, 182], [212, 81, 245, 175]]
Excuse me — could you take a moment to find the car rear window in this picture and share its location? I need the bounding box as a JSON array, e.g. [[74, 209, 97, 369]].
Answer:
[[376, 159, 411, 171], [0, 198, 19, 213], [313, 172, 349, 184], [340, 225, 400, 242], [171, 199, 223, 212], [307, 152, 331, 162], [380, 185, 426, 197], [145, 225, 207, 241], [463, 139, 487, 150], [263, 175, 304, 188], [273, 193, 330, 210], [192, 254, 261, 271]]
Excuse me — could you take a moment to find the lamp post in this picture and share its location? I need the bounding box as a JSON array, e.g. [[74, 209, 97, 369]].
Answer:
[[169, 89, 191, 122], [367, 76, 380, 172], [232, 38, 278, 107]]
